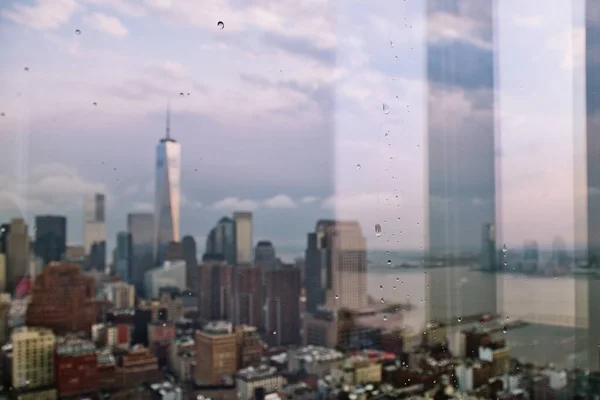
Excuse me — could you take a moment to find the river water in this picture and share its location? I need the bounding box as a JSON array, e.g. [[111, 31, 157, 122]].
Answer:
[[367, 266, 590, 369]]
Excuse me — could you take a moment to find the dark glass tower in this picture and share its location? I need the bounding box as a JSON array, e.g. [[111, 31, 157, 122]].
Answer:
[[34, 215, 67, 265], [425, 0, 498, 323]]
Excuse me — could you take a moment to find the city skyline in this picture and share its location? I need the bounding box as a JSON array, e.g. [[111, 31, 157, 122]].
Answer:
[[0, 0, 586, 255]]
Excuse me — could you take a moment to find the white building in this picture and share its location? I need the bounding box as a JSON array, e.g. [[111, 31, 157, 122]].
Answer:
[[105, 282, 135, 309], [84, 193, 106, 257], [154, 104, 181, 264], [144, 260, 186, 299], [286, 346, 344, 378], [11, 327, 56, 389], [234, 212, 253, 264], [236, 365, 284, 400]]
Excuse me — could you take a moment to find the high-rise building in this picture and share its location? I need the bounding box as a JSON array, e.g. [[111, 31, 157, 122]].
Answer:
[[128, 212, 154, 293], [106, 281, 135, 310], [232, 266, 263, 329], [255, 240, 277, 269], [198, 262, 232, 322], [34, 215, 67, 265], [144, 260, 186, 299], [181, 235, 197, 292], [25, 263, 98, 334], [154, 104, 181, 265], [205, 217, 236, 264], [84, 193, 106, 270], [194, 321, 237, 385], [481, 223, 496, 271], [115, 232, 132, 283], [234, 212, 253, 264], [305, 220, 367, 312], [522, 240, 540, 274], [425, 0, 498, 323], [0, 223, 10, 253], [11, 327, 56, 389], [6, 218, 29, 293], [264, 267, 301, 346]]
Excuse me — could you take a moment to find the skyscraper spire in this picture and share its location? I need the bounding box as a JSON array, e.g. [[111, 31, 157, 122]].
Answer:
[[166, 101, 171, 140]]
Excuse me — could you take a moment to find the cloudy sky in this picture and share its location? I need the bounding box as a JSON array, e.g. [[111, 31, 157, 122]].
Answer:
[[0, 0, 585, 259]]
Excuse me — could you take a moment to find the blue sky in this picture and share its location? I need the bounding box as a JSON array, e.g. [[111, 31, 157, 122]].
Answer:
[[0, 0, 586, 258]]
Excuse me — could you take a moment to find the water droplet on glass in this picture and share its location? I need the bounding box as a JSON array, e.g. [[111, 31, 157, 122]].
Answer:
[[503, 326, 507, 334], [457, 317, 462, 322], [356, 163, 361, 170], [180, 92, 184, 96], [93, 102, 97, 106], [394, 55, 398, 60], [383, 315, 388, 321], [390, 40, 394, 48], [375, 223, 382, 237], [387, 260, 392, 266], [379, 285, 383, 290], [380, 298, 385, 304], [383, 103, 390, 115], [1, 113, 4, 117], [335, 294, 339, 300], [272, 330, 276, 335], [393, 285, 396, 289], [24, 67, 29, 72], [396, 277, 399, 281], [75, 29, 81, 35], [502, 244, 507, 253], [217, 21, 225, 29], [385, 131, 390, 139]]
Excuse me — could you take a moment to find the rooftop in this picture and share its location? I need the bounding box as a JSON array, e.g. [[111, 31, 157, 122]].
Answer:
[[237, 365, 280, 381], [203, 321, 233, 335], [294, 345, 344, 363], [56, 338, 96, 357]]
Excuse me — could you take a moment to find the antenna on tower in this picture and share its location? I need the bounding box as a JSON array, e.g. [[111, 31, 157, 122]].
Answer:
[[166, 101, 171, 140]]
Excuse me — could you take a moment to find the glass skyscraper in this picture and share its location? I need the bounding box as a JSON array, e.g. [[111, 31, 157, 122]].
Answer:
[[154, 105, 181, 265]]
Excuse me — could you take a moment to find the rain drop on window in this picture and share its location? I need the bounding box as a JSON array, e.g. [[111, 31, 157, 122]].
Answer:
[[503, 326, 507, 334], [24, 67, 29, 72], [1, 113, 4, 117], [272, 330, 276, 335], [356, 164, 361, 170], [93, 102, 97, 106], [75, 29, 81, 35], [375, 224, 382, 237], [379, 285, 383, 290], [387, 260, 392, 266], [457, 317, 462, 322], [390, 40, 394, 48], [380, 298, 385, 304], [383, 103, 390, 115], [383, 315, 388, 321], [217, 21, 225, 30], [335, 294, 339, 300]]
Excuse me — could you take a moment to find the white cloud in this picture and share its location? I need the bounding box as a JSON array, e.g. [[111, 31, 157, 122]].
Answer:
[[181, 194, 203, 209], [84, 0, 146, 18], [84, 12, 128, 38], [1, 0, 79, 30], [545, 27, 584, 71], [512, 15, 543, 28], [301, 196, 318, 204], [212, 197, 259, 211], [263, 194, 297, 209], [427, 8, 493, 50], [0, 162, 108, 215]]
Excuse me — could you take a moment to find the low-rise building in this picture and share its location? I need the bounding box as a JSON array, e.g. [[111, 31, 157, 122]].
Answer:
[[236, 365, 284, 400]]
